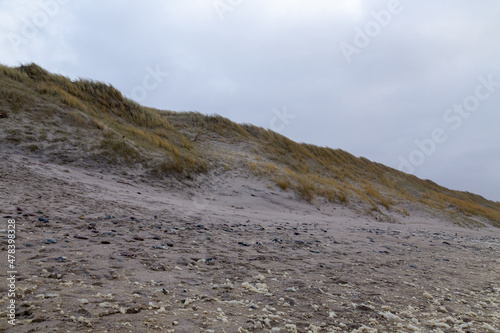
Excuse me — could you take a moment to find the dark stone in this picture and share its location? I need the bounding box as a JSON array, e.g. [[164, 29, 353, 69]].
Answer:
[[74, 235, 89, 240]]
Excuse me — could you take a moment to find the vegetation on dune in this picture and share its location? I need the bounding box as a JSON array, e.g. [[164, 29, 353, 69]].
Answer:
[[0, 63, 207, 176], [1, 63, 499, 227]]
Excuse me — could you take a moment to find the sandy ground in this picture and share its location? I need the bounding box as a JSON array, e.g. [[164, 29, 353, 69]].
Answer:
[[0, 151, 499, 332]]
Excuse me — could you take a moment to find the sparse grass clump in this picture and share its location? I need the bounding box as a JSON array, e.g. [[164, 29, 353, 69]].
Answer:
[[99, 138, 141, 162], [27, 144, 40, 152]]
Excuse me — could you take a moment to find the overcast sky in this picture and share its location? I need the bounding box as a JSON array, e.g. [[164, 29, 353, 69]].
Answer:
[[1, 0, 499, 201]]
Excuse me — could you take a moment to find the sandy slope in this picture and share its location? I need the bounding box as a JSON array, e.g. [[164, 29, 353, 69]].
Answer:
[[0, 151, 499, 332]]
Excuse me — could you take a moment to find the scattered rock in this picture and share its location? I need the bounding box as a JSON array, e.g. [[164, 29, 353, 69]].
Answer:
[[152, 245, 170, 250], [74, 235, 89, 240]]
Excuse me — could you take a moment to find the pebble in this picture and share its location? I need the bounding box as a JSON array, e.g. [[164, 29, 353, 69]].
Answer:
[[152, 243, 173, 250], [46, 239, 57, 244], [55, 257, 67, 262], [74, 235, 89, 240], [38, 217, 50, 223], [152, 245, 169, 250], [238, 242, 250, 247]]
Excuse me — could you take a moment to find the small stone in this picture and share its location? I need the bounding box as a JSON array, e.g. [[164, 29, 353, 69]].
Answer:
[[152, 245, 169, 250], [238, 242, 250, 247], [46, 239, 57, 244], [74, 235, 89, 240], [38, 217, 50, 223], [55, 257, 67, 262]]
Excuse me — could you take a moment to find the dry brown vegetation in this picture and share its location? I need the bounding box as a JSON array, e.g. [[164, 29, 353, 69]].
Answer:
[[1, 63, 499, 227]]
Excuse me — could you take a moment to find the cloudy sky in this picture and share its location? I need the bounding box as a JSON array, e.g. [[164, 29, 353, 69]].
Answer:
[[1, 0, 499, 201]]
